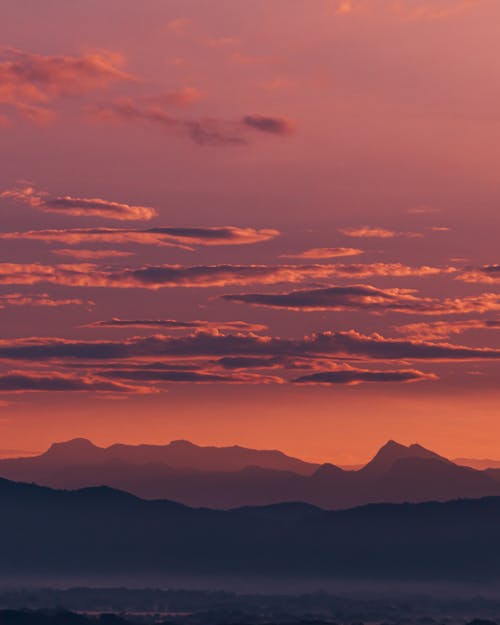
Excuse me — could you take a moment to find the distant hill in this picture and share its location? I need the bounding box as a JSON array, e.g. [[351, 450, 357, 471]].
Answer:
[[0, 439, 499, 509], [0, 438, 318, 475], [454, 458, 500, 470], [2, 478, 500, 581]]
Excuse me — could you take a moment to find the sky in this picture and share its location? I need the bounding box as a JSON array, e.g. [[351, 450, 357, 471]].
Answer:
[[0, 0, 499, 464]]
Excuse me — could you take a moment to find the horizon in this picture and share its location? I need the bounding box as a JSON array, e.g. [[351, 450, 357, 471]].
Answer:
[[0, 435, 497, 467]]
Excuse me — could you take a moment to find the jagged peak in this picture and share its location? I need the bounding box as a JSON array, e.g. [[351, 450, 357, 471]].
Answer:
[[362, 439, 450, 474]]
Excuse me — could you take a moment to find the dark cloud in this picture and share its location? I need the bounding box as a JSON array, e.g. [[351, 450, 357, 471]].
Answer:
[[0, 226, 278, 248], [87, 318, 267, 332], [214, 356, 283, 370], [96, 367, 281, 385], [0, 263, 343, 288], [0, 370, 152, 393], [292, 367, 437, 385], [0, 263, 459, 289], [94, 99, 246, 146], [0, 330, 498, 362], [223, 285, 500, 315], [241, 114, 295, 135], [459, 265, 500, 284], [93, 100, 296, 146]]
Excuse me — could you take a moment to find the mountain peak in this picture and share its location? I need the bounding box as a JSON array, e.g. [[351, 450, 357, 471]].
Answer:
[[43, 438, 101, 459], [380, 439, 407, 452], [168, 439, 197, 448], [362, 440, 450, 475]]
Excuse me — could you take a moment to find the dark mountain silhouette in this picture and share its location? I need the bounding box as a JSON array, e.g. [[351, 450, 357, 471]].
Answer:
[[0, 438, 318, 476], [2, 477, 500, 581], [359, 439, 451, 476], [0, 439, 499, 509]]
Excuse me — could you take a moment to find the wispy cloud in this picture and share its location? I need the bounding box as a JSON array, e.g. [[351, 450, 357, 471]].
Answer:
[[458, 265, 500, 284], [0, 47, 131, 123], [0, 262, 454, 289], [0, 293, 91, 310], [339, 226, 422, 238], [93, 99, 296, 146], [280, 247, 363, 259], [0, 370, 153, 393], [1, 186, 157, 221], [51, 249, 135, 260], [86, 318, 267, 333], [395, 318, 500, 340], [292, 365, 437, 385], [0, 226, 279, 248]]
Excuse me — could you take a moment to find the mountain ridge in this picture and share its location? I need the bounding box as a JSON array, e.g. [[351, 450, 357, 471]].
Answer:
[[2, 476, 500, 582], [1, 438, 500, 509]]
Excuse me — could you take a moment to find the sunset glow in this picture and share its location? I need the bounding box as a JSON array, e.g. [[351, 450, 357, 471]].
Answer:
[[1, 0, 499, 465]]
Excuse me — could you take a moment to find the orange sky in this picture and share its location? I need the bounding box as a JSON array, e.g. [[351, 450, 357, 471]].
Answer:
[[0, 0, 499, 463]]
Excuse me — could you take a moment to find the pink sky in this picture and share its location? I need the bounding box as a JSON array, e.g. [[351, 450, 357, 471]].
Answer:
[[0, 0, 499, 463]]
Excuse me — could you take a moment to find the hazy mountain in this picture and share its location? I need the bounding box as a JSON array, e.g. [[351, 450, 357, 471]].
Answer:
[[2, 478, 500, 582], [359, 439, 451, 476], [0, 438, 318, 476], [1, 439, 499, 509], [455, 458, 500, 470]]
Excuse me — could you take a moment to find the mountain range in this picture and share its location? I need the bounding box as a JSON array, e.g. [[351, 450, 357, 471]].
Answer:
[[2, 438, 500, 509], [2, 476, 500, 581]]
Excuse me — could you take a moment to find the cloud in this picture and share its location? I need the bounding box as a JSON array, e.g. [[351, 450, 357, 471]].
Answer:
[[0, 330, 498, 363], [51, 249, 135, 260], [0, 262, 469, 290], [241, 114, 295, 135], [292, 366, 437, 385], [1, 186, 157, 221], [395, 319, 500, 340], [0, 48, 130, 122], [93, 98, 247, 146], [214, 356, 284, 370], [339, 226, 422, 238], [95, 366, 282, 385], [93, 99, 296, 146], [459, 265, 500, 284], [223, 285, 500, 315], [0, 226, 279, 248], [0, 293, 91, 309], [280, 247, 363, 259], [306, 262, 454, 278], [0, 370, 152, 393], [86, 318, 267, 333], [212, 355, 342, 371], [0, 263, 357, 289]]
